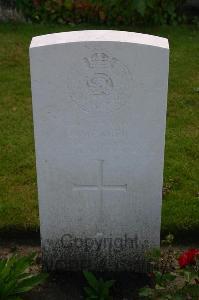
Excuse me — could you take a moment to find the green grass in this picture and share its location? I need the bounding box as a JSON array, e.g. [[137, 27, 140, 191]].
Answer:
[[0, 23, 198, 241]]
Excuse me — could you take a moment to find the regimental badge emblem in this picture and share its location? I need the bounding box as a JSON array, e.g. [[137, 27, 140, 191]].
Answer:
[[68, 49, 132, 113]]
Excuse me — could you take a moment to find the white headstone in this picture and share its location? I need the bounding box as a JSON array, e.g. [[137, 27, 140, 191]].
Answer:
[[30, 30, 169, 271]]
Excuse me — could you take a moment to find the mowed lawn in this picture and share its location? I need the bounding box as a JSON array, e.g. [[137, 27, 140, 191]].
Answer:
[[0, 23, 198, 240]]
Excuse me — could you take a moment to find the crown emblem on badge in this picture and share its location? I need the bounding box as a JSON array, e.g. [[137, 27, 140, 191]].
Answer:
[[84, 52, 111, 68]]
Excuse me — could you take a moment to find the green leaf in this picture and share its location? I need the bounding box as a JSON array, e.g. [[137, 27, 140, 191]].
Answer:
[[162, 273, 177, 282], [84, 286, 96, 296], [139, 287, 154, 297], [155, 284, 165, 290], [172, 295, 184, 300], [83, 271, 98, 291], [105, 280, 115, 289], [0, 254, 48, 299], [154, 271, 163, 284], [83, 271, 114, 300], [0, 279, 18, 298], [13, 253, 36, 275], [0, 259, 6, 273], [15, 273, 48, 293], [183, 270, 192, 283]]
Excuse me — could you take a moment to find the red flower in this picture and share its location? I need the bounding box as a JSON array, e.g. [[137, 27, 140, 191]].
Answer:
[[178, 249, 199, 268]]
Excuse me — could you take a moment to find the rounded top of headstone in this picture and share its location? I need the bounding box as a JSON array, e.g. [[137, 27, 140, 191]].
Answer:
[[30, 30, 169, 49]]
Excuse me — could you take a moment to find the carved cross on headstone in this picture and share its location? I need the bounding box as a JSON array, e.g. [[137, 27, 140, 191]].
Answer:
[[73, 160, 127, 201]]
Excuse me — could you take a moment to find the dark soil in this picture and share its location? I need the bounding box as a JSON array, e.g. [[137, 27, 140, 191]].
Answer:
[[1, 237, 199, 299], [0, 237, 149, 299], [24, 271, 149, 300]]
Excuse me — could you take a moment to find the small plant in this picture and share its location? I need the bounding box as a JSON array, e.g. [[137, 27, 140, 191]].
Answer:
[[83, 270, 115, 300], [14, 0, 187, 25], [139, 235, 199, 299], [0, 253, 48, 300]]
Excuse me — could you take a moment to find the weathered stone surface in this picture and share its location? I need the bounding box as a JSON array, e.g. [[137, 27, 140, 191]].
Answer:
[[30, 30, 169, 271]]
